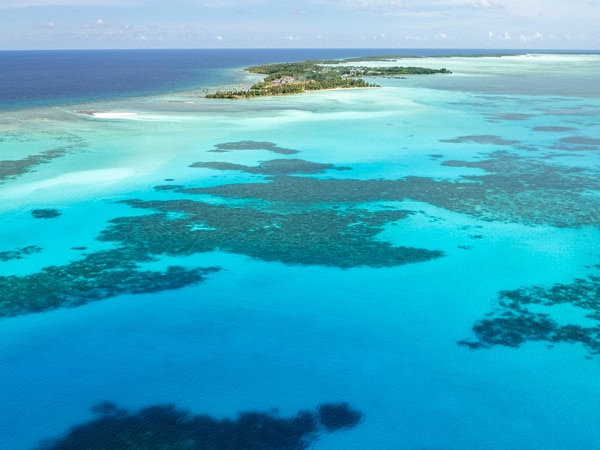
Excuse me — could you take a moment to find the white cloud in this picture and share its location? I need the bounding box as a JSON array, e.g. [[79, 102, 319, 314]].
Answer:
[[0, 0, 136, 7], [47, 21, 55, 27], [215, 35, 224, 40], [518, 31, 543, 42], [447, 0, 498, 8], [96, 18, 105, 26], [496, 0, 598, 18], [322, 0, 598, 19], [199, 1, 238, 6], [323, 0, 403, 13], [195, 0, 264, 7], [442, 0, 598, 18]]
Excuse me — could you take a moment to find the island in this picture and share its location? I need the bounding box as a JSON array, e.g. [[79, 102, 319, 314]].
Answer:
[[206, 58, 451, 99]]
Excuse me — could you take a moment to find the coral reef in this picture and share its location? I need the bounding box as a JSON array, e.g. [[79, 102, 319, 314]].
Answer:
[[6, 139, 598, 320], [487, 113, 535, 121], [439, 135, 519, 145], [37, 401, 363, 450], [190, 159, 350, 176], [0, 245, 42, 262], [98, 199, 443, 268], [208, 141, 298, 155], [0, 132, 86, 184], [0, 148, 71, 183], [187, 150, 600, 228], [459, 272, 600, 357], [0, 248, 219, 317], [32, 209, 62, 219], [532, 126, 576, 132], [552, 136, 600, 151], [318, 402, 363, 431]]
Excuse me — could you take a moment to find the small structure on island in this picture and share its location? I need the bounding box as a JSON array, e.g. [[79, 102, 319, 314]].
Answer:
[[273, 76, 295, 85]]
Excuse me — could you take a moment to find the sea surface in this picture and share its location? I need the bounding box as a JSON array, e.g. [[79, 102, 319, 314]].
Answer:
[[1, 48, 599, 449]]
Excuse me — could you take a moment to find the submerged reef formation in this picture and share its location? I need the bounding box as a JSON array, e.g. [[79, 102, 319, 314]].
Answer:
[[0, 140, 445, 318], [190, 158, 351, 176], [318, 402, 363, 431], [0, 148, 72, 184], [552, 135, 600, 152], [0, 245, 42, 262], [5, 137, 598, 319], [459, 271, 600, 357], [37, 401, 363, 450], [532, 126, 577, 133], [32, 208, 62, 219], [208, 140, 299, 155], [187, 146, 600, 228], [440, 135, 520, 145], [487, 113, 535, 121], [0, 248, 218, 318], [0, 132, 86, 184], [98, 199, 442, 268]]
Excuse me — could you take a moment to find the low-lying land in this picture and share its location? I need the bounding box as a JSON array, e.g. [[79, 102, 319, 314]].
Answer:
[[206, 59, 451, 98]]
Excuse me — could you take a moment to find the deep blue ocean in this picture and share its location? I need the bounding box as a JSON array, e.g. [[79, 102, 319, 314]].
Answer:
[[1, 48, 600, 449]]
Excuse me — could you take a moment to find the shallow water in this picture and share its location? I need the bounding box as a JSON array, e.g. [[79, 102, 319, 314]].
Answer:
[[1, 51, 600, 449]]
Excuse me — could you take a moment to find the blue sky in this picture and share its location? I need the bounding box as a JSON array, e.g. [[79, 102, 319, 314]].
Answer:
[[0, 0, 598, 50]]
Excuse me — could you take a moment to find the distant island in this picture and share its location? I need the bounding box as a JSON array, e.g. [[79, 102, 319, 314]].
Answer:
[[206, 58, 451, 99]]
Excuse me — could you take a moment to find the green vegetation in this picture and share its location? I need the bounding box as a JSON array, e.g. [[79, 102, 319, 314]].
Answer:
[[206, 59, 451, 98]]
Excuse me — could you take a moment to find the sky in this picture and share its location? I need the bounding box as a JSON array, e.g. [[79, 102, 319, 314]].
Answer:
[[0, 0, 598, 50]]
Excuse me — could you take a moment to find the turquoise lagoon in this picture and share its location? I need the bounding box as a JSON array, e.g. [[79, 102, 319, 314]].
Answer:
[[1, 52, 600, 448]]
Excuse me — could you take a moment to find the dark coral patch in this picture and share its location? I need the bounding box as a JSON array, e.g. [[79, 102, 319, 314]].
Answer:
[[0, 131, 86, 184], [97, 199, 443, 269], [32, 209, 62, 219], [532, 126, 577, 132], [90, 401, 127, 417], [185, 149, 600, 228], [441, 150, 597, 191], [37, 401, 363, 450], [459, 272, 600, 358], [552, 136, 600, 152], [154, 184, 185, 191], [190, 159, 350, 176], [439, 135, 519, 146], [0, 248, 219, 318], [1, 148, 72, 184], [487, 113, 535, 121], [183, 176, 400, 203], [544, 108, 600, 117], [0, 245, 42, 262], [318, 402, 363, 431], [208, 140, 299, 155]]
